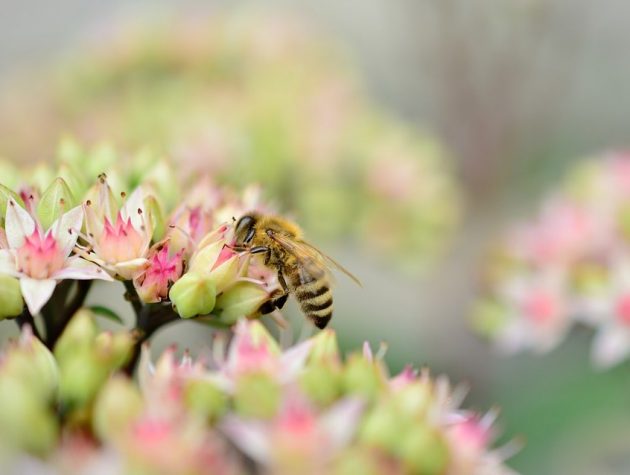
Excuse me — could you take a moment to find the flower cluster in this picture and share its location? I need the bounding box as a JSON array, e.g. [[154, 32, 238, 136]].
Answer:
[[0, 318, 517, 474], [474, 152, 630, 368], [0, 11, 459, 269], [0, 144, 277, 331]]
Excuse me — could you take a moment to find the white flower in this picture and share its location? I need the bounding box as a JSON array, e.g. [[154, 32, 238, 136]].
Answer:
[[0, 200, 112, 315]]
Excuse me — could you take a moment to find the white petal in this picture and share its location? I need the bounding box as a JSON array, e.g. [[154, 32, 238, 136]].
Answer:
[[0, 249, 19, 277], [319, 398, 364, 451], [279, 339, 313, 383], [138, 344, 155, 393], [50, 205, 83, 257], [52, 256, 113, 281], [220, 418, 270, 464], [20, 278, 56, 315], [5, 200, 36, 249], [122, 187, 146, 229], [112, 258, 149, 280], [591, 325, 630, 369]]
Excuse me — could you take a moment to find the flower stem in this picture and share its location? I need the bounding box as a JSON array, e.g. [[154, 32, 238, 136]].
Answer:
[[122, 282, 180, 376]]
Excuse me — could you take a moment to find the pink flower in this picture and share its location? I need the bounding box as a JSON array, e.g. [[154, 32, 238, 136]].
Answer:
[[80, 181, 153, 279], [446, 411, 518, 475], [134, 242, 184, 303], [222, 392, 363, 470], [214, 320, 312, 389], [0, 200, 111, 315]]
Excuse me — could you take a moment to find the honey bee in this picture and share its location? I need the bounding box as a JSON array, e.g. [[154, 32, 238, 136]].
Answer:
[[232, 212, 360, 329]]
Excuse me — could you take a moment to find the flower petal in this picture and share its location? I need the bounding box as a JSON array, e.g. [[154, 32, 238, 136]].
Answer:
[[279, 339, 313, 384], [5, 200, 36, 249], [319, 398, 364, 451], [20, 278, 56, 315], [52, 256, 113, 281], [122, 187, 146, 229], [112, 258, 150, 280], [0, 249, 19, 277], [50, 205, 83, 257], [591, 325, 630, 369], [220, 417, 271, 464]]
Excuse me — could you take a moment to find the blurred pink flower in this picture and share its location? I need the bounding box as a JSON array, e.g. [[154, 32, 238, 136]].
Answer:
[[222, 392, 363, 471]]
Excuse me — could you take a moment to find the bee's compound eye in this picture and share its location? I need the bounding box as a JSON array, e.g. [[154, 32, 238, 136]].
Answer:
[[235, 215, 256, 244]]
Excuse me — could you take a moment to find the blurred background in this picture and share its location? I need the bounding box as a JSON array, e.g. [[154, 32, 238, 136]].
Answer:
[[1, 1, 630, 473]]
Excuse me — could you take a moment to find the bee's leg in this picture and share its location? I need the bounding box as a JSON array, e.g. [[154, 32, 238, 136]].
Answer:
[[271, 269, 290, 310], [250, 246, 269, 255], [272, 293, 289, 310], [277, 269, 289, 294], [250, 246, 273, 266]]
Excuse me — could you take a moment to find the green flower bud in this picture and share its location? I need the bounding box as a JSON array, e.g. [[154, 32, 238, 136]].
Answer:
[[57, 162, 88, 201], [183, 379, 228, 422], [0, 275, 24, 319], [394, 381, 433, 417], [234, 372, 280, 419], [308, 329, 341, 365], [169, 273, 217, 318], [87, 142, 118, 179], [3, 333, 59, 400], [54, 309, 99, 363], [359, 403, 406, 453], [93, 375, 143, 441], [342, 354, 384, 401], [0, 377, 58, 456], [333, 449, 383, 475], [299, 364, 342, 406], [30, 163, 55, 194], [0, 161, 21, 190], [37, 177, 76, 230], [94, 331, 135, 370], [58, 352, 108, 407], [188, 240, 239, 294], [400, 425, 449, 475], [188, 241, 223, 275], [247, 320, 281, 354], [213, 281, 270, 325]]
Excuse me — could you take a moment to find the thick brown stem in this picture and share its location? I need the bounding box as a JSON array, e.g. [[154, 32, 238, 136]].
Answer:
[[122, 283, 180, 376]]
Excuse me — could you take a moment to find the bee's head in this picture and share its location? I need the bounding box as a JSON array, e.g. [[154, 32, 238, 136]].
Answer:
[[233, 214, 257, 247]]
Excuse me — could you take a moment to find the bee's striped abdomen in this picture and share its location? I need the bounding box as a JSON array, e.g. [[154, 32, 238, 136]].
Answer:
[[290, 269, 333, 329]]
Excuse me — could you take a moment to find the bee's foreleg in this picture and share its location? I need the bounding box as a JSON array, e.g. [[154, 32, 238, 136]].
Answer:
[[277, 269, 289, 294], [250, 246, 273, 266]]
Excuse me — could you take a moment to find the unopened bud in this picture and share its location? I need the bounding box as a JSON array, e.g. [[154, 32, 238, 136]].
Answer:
[[214, 282, 270, 325], [93, 375, 143, 441], [342, 354, 384, 401], [169, 273, 217, 318], [183, 379, 228, 422], [37, 177, 76, 229], [400, 425, 449, 475], [0, 275, 23, 319], [234, 372, 281, 419]]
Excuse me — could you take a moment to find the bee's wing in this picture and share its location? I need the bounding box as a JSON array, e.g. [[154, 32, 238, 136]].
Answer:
[[268, 232, 362, 286]]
